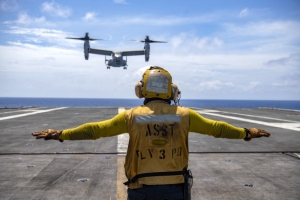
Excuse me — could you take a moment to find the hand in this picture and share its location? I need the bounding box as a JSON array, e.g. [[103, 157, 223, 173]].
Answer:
[[32, 129, 63, 142], [244, 128, 270, 141]]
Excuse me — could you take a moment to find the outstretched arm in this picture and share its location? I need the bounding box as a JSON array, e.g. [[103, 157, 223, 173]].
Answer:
[[32, 111, 128, 141], [188, 109, 270, 140]]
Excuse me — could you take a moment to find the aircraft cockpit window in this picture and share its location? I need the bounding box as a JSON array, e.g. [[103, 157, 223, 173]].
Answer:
[[115, 53, 121, 57]]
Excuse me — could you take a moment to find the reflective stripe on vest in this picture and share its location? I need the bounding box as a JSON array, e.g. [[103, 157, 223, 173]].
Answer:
[[135, 114, 181, 123]]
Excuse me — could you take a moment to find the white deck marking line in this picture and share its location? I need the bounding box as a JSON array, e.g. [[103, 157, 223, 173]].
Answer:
[[199, 109, 299, 123], [116, 156, 127, 200], [0, 110, 36, 114], [294, 153, 300, 158], [118, 134, 130, 153], [197, 110, 300, 132], [117, 107, 128, 200], [0, 107, 68, 121], [117, 107, 129, 153], [0, 108, 47, 114]]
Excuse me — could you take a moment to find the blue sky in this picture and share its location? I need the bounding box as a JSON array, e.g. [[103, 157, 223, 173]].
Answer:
[[0, 0, 299, 100]]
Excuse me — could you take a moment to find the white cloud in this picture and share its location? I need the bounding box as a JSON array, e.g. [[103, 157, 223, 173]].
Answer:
[[198, 80, 234, 90], [272, 80, 299, 87], [75, 13, 224, 27], [170, 33, 224, 53], [193, 37, 223, 49], [264, 53, 300, 91], [6, 27, 64, 36], [0, 0, 18, 11], [264, 53, 300, 67], [224, 20, 300, 38], [6, 12, 47, 25], [221, 20, 300, 55], [239, 8, 249, 17], [41, 1, 71, 18], [170, 36, 182, 49], [4, 27, 75, 47], [114, 0, 127, 4], [247, 81, 261, 90], [83, 12, 98, 21]]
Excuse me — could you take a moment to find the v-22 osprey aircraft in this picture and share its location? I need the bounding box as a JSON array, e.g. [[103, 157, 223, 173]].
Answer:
[[66, 33, 166, 69]]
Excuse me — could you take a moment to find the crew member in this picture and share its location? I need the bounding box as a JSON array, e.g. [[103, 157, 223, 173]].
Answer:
[[32, 66, 270, 200]]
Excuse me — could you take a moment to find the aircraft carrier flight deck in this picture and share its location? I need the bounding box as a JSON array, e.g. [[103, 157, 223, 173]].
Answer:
[[0, 107, 299, 200]]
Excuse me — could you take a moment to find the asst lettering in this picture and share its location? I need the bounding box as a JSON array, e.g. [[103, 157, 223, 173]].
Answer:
[[146, 123, 175, 137]]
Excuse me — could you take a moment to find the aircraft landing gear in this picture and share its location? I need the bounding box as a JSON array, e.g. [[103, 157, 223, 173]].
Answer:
[[107, 66, 110, 69], [123, 67, 127, 70]]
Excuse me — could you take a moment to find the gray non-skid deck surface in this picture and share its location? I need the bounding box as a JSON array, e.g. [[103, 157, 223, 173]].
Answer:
[[0, 107, 299, 199]]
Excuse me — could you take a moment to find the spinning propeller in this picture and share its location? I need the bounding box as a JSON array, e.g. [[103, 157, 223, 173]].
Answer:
[[134, 36, 167, 43], [66, 32, 102, 41]]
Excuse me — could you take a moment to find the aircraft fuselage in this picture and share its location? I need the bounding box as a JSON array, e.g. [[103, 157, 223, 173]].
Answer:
[[106, 52, 127, 68]]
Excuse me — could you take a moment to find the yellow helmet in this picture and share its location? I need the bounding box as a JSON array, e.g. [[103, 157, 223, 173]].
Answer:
[[135, 66, 180, 101]]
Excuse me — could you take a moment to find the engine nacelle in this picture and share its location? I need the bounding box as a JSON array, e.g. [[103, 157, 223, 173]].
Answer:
[[144, 43, 150, 62], [84, 51, 89, 60], [84, 40, 90, 60]]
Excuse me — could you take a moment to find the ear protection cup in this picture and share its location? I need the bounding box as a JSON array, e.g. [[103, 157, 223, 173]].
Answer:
[[170, 84, 179, 101], [135, 81, 144, 98]]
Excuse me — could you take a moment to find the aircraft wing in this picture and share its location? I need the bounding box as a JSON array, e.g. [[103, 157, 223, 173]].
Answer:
[[89, 48, 113, 56], [122, 50, 145, 56]]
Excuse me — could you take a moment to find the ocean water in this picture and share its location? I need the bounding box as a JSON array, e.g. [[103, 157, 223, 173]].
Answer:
[[0, 97, 299, 110]]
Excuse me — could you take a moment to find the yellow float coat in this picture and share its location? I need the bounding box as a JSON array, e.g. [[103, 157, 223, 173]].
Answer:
[[61, 100, 246, 188]]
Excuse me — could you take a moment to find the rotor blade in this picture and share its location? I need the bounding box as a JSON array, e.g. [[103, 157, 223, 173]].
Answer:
[[89, 38, 102, 41], [145, 36, 166, 43], [130, 39, 167, 43], [65, 37, 102, 41], [65, 37, 85, 40], [140, 40, 167, 43], [66, 36, 103, 41], [132, 36, 167, 43]]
